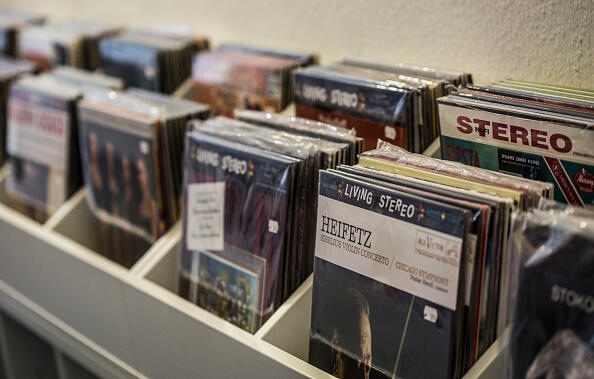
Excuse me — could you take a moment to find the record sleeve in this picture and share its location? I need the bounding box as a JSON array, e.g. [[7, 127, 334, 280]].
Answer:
[[294, 67, 414, 151], [17, 20, 120, 71], [361, 140, 552, 208], [78, 88, 208, 241], [192, 115, 354, 295], [333, 166, 492, 370], [233, 109, 363, 164], [322, 63, 432, 150], [182, 245, 266, 334], [335, 163, 513, 356], [192, 50, 298, 116], [0, 10, 45, 57], [341, 57, 473, 88], [100, 28, 207, 93], [508, 205, 594, 379], [456, 85, 594, 119], [0, 57, 35, 165], [310, 170, 470, 379], [5, 74, 82, 216], [180, 131, 297, 331], [438, 93, 593, 206], [218, 43, 318, 67], [78, 97, 162, 240]]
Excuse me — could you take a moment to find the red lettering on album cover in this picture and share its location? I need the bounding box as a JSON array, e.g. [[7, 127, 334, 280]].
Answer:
[[456, 116, 473, 133], [445, 144, 480, 167], [509, 124, 528, 145], [455, 115, 573, 153], [9, 101, 33, 124], [550, 133, 572, 153], [9, 101, 66, 136], [492, 122, 507, 141], [530, 129, 548, 149]]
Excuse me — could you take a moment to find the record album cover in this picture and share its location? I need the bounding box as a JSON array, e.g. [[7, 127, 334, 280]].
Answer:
[[511, 216, 594, 379], [310, 170, 469, 378], [181, 132, 296, 329], [438, 93, 593, 207]]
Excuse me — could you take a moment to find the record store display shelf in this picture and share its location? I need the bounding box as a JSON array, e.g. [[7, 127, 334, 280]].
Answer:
[[0, 141, 504, 378]]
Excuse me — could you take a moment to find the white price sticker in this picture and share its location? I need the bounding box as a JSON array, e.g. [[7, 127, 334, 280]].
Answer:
[[384, 126, 397, 140], [268, 220, 279, 234], [423, 306, 438, 323]]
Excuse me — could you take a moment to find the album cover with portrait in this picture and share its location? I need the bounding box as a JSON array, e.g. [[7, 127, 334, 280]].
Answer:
[[78, 88, 209, 243]]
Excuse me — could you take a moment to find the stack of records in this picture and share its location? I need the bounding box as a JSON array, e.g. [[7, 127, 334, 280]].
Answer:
[[437, 80, 594, 207], [77, 87, 210, 245], [18, 19, 121, 71], [4, 68, 122, 222], [53, 19, 123, 71], [0, 57, 35, 165], [179, 112, 354, 333], [294, 57, 472, 153], [507, 202, 594, 379], [191, 45, 316, 116], [99, 27, 209, 94], [308, 140, 552, 378], [49, 66, 123, 89], [234, 109, 364, 165], [0, 9, 45, 57], [218, 43, 318, 67]]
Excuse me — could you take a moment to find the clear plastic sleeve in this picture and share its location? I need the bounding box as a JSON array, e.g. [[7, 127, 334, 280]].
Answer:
[[191, 50, 299, 116], [293, 66, 417, 152], [233, 109, 363, 164], [99, 27, 208, 94], [309, 169, 471, 379], [190, 116, 320, 159], [0, 10, 46, 57], [234, 109, 356, 137], [78, 87, 207, 247], [180, 131, 298, 333], [0, 57, 35, 165], [48, 66, 123, 90], [218, 43, 318, 67], [78, 90, 162, 238], [341, 56, 473, 87], [437, 87, 594, 207], [361, 139, 553, 207], [4, 73, 82, 221], [180, 115, 353, 332], [504, 204, 594, 378]]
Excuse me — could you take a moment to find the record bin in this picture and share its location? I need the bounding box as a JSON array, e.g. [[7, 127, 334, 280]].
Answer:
[[0, 128, 506, 377]]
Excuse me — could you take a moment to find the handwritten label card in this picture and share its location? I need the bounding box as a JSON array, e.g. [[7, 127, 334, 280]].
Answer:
[[186, 182, 225, 251]]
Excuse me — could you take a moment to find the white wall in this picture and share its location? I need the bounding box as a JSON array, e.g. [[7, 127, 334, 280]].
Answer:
[[4, 0, 593, 87]]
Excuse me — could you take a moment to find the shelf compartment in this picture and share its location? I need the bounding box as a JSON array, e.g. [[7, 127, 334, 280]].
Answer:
[[0, 135, 506, 378], [0, 188, 330, 377]]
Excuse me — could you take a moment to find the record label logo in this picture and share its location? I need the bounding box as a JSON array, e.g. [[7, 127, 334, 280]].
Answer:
[[574, 169, 594, 193], [415, 231, 461, 267]]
